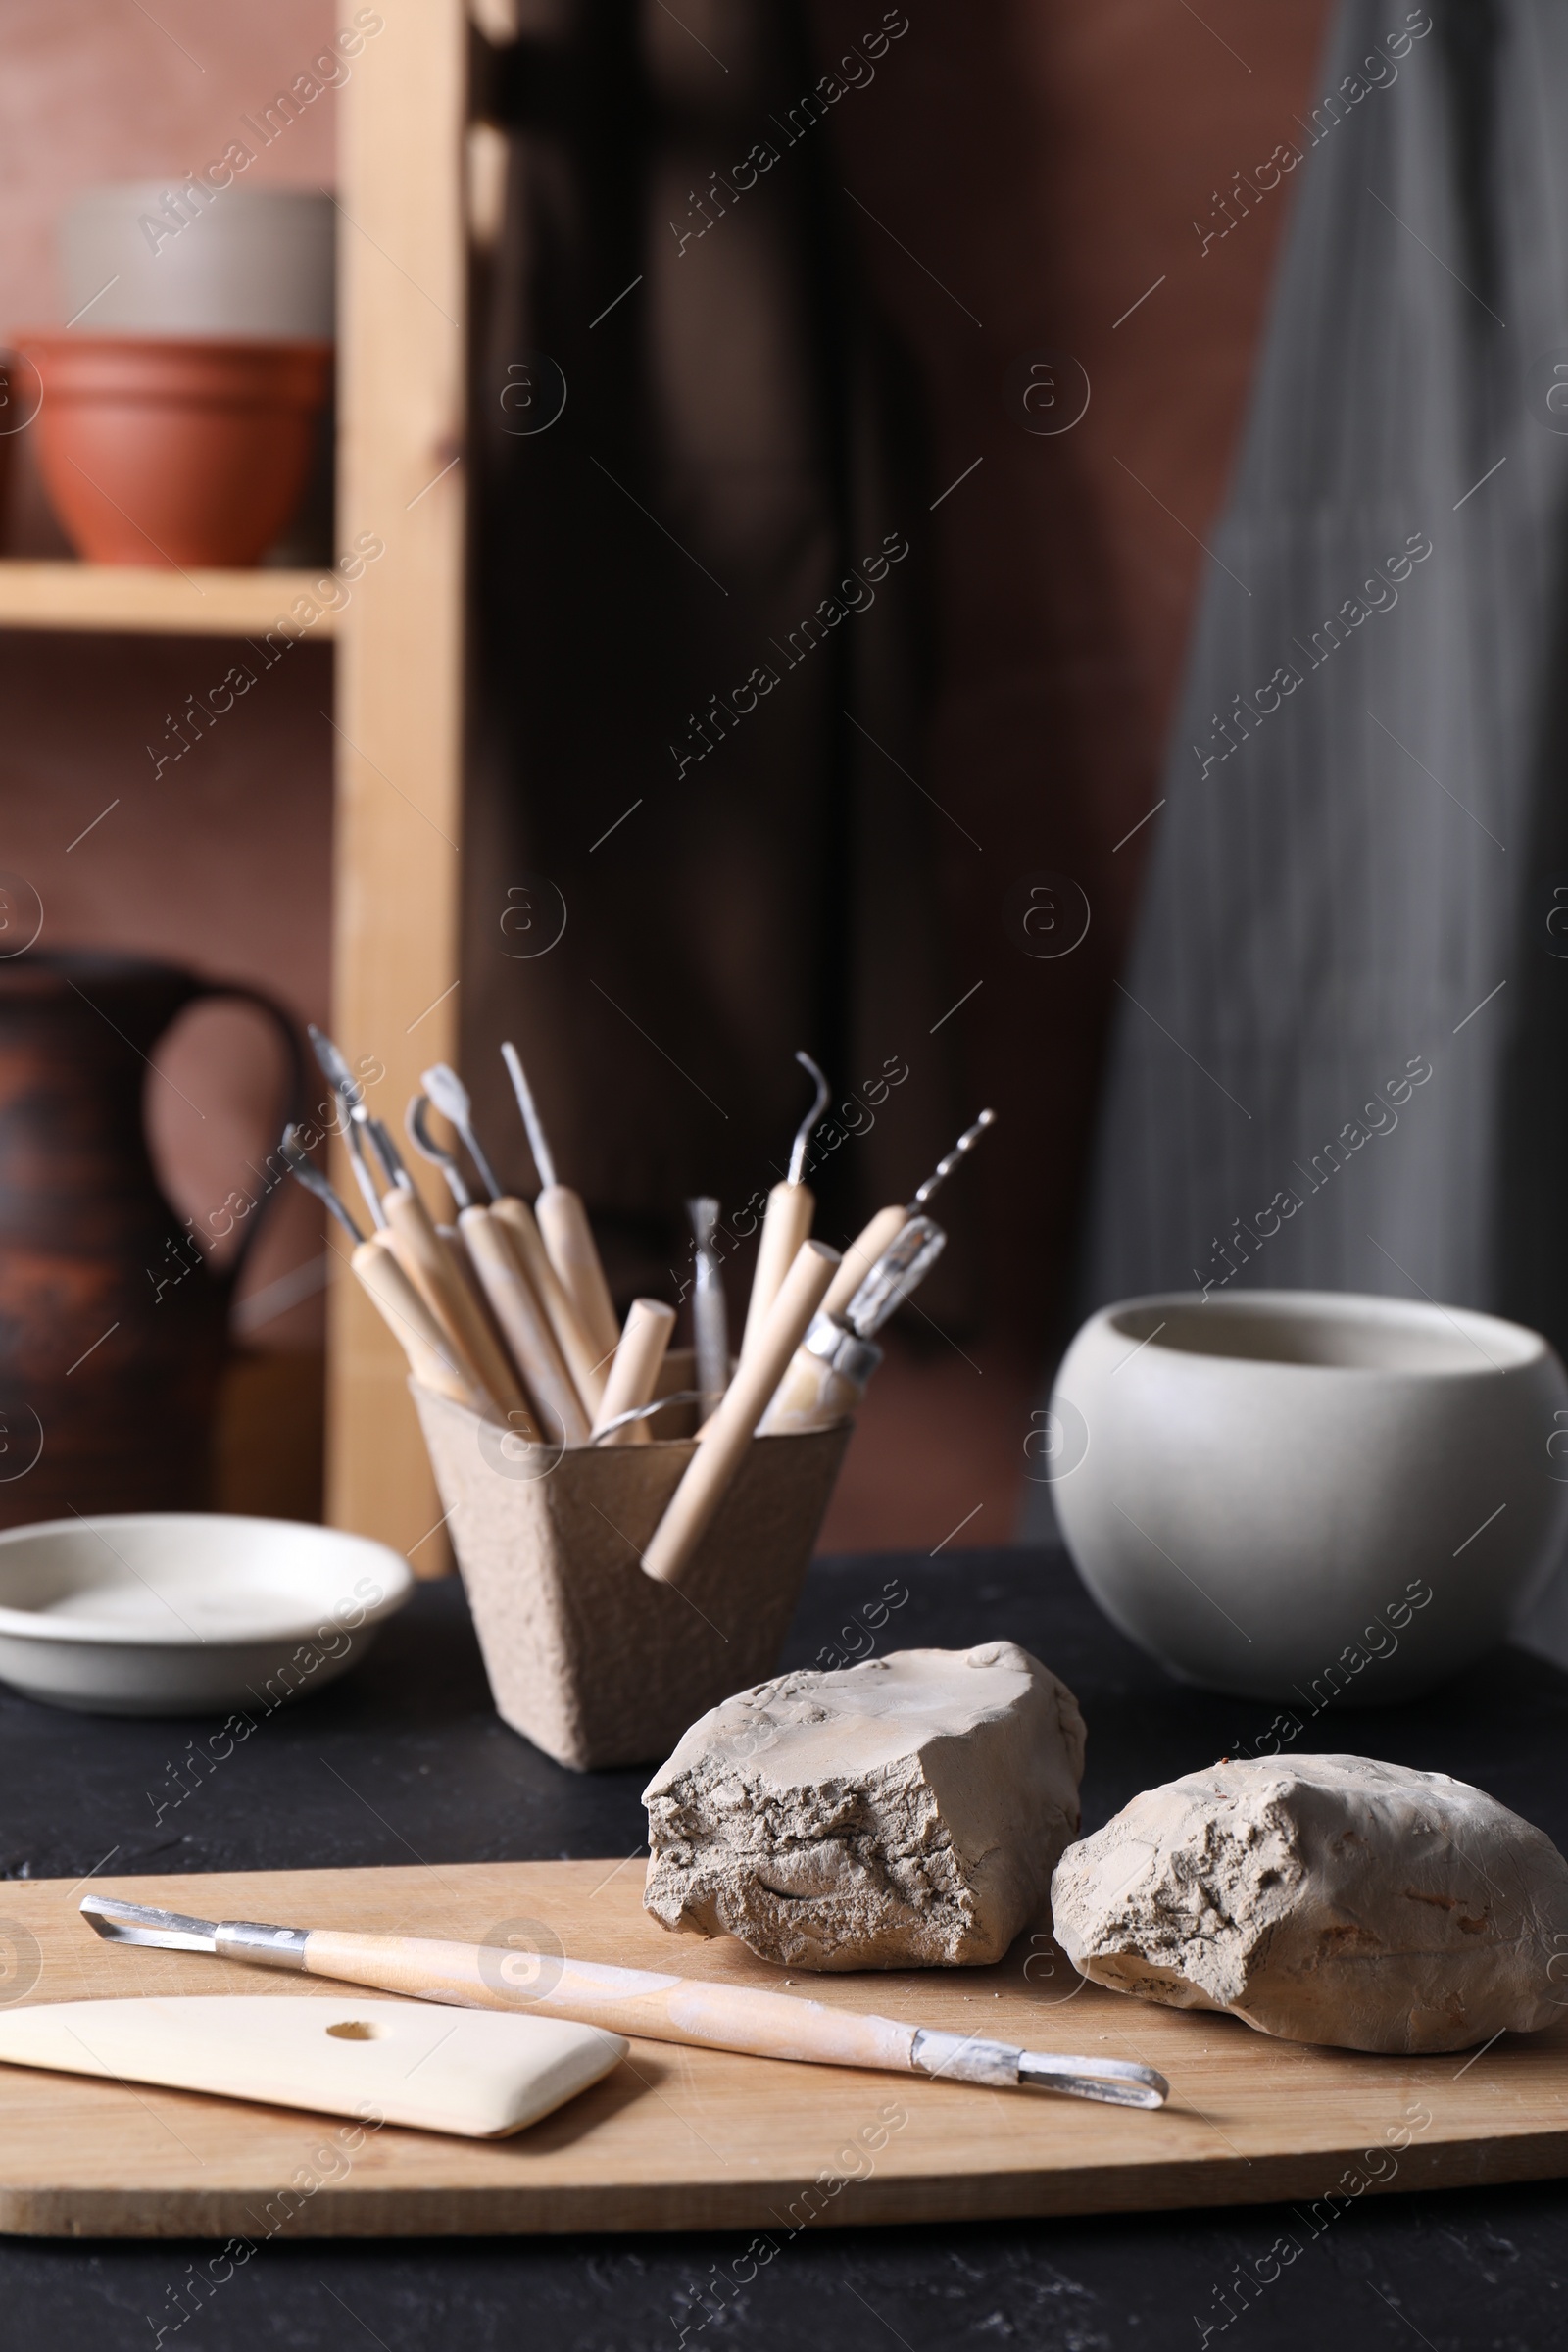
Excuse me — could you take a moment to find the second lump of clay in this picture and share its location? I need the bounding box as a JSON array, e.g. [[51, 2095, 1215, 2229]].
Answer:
[[643, 1644, 1085, 1970], [1052, 1754, 1568, 2053]]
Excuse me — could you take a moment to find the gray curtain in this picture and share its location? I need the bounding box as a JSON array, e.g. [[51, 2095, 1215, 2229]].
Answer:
[[1069, 0, 1568, 1351]]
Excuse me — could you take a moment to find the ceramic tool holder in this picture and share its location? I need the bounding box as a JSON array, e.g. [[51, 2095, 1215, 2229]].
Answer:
[[411, 1351, 849, 1771]]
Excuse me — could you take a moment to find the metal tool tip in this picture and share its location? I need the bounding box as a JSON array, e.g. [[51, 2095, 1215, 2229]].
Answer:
[[788, 1053, 831, 1185]]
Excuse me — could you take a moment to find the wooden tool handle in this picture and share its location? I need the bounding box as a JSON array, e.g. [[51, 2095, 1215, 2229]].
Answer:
[[350, 1239, 480, 1413], [591, 1298, 677, 1445], [758, 1348, 865, 1435], [536, 1184, 620, 1364], [301, 1930, 916, 2074], [458, 1205, 590, 1446], [640, 1238, 839, 1587], [382, 1185, 536, 1434], [740, 1181, 814, 1361], [490, 1195, 606, 1415], [820, 1203, 909, 1322]]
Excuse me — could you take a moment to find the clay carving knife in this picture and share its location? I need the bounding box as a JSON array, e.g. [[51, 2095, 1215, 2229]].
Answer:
[[501, 1041, 621, 1368], [79, 1895, 1167, 2109], [407, 1092, 474, 1213], [687, 1196, 729, 1419], [821, 1107, 996, 1322], [591, 1298, 677, 1446], [641, 1238, 840, 1587], [0, 1991, 624, 2139], [739, 1052, 829, 1364], [308, 1024, 406, 1221], [280, 1128, 482, 1414], [297, 1056, 527, 1430], [761, 1216, 950, 1435], [428, 1054, 606, 1415], [379, 1177, 536, 1435], [409, 1095, 588, 1442]]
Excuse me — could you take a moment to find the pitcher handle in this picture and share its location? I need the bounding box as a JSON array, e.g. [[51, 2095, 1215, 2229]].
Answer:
[[180, 980, 313, 1286]]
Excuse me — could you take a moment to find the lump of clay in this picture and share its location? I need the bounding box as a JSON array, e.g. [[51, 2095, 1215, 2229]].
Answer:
[[643, 1643, 1085, 1970], [1052, 1754, 1568, 2054]]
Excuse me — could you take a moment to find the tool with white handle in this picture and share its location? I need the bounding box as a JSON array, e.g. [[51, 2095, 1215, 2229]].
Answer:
[[458, 1204, 591, 1444], [420, 1060, 604, 1413], [0, 1993, 624, 2139], [641, 1239, 840, 1587], [592, 1298, 676, 1445], [351, 1236, 484, 1415], [501, 1041, 621, 1366], [79, 1896, 1168, 2110], [739, 1052, 829, 1361], [761, 1218, 947, 1434], [381, 1184, 535, 1433]]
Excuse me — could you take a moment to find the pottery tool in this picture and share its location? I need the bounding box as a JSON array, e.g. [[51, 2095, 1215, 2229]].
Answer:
[[406, 1092, 587, 1438], [380, 1179, 537, 1435], [739, 1052, 830, 1363], [641, 1238, 840, 1587], [426, 1056, 605, 1415], [687, 1196, 728, 1419], [308, 1024, 404, 1227], [280, 1123, 366, 1246], [0, 1992, 624, 2140], [421, 1059, 502, 1203], [762, 1217, 949, 1434], [490, 1196, 607, 1419], [355, 1233, 487, 1413], [591, 1298, 677, 1446], [408, 1092, 474, 1212], [281, 1128, 479, 1410], [80, 1895, 1167, 2109], [821, 1107, 995, 1322], [501, 1041, 621, 1366], [457, 1203, 590, 1446]]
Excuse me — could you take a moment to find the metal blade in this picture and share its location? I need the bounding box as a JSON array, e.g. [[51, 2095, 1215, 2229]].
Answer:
[[279, 1125, 364, 1245], [500, 1042, 555, 1192], [687, 1196, 728, 1417], [1017, 2051, 1168, 2109], [80, 1894, 220, 1953], [408, 1095, 472, 1211], [421, 1060, 471, 1129], [844, 1216, 947, 1338], [424, 1062, 502, 1201], [787, 1052, 830, 1187], [307, 1023, 365, 1110], [909, 1106, 996, 1210]]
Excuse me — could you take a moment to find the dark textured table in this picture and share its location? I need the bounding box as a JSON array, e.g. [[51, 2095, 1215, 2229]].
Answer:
[[4, 1544, 1567, 2350]]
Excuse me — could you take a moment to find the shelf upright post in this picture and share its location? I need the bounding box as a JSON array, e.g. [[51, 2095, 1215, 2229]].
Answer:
[[328, 0, 469, 1566]]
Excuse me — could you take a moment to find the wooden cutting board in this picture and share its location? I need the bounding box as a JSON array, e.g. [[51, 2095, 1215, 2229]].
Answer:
[[1, 1859, 1566, 2237]]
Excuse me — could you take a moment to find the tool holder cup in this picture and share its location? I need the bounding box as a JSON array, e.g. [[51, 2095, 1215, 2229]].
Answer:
[[411, 1353, 850, 1770]]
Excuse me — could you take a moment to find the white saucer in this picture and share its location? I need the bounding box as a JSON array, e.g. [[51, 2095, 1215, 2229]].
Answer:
[[0, 1513, 414, 1716]]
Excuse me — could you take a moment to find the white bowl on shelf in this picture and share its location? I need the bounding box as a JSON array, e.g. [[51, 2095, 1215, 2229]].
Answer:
[[59, 186, 335, 340], [1046, 1290, 1568, 1705], [0, 1513, 411, 1716]]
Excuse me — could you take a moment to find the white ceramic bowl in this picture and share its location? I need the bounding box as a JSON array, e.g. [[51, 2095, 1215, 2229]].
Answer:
[[0, 1514, 412, 1716], [1047, 1291, 1568, 1705], [60, 187, 334, 340]]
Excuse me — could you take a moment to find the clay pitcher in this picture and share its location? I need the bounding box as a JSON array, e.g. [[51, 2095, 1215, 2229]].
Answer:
[[0, 951, 306, 1527]]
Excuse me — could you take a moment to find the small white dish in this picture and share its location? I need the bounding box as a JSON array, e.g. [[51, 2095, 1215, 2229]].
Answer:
[[1048, 1290, 1568, 1704], [0, 1514, 413, 1716]]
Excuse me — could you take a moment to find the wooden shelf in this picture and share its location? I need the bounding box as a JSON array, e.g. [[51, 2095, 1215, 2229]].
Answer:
[[0, 561, 343, 638]]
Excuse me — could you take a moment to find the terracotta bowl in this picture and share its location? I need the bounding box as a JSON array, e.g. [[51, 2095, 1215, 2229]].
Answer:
[[17, 334, 331, 567]]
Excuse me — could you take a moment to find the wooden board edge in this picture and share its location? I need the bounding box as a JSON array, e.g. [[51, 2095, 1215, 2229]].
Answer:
[[4, 2132, 1565, 2239]]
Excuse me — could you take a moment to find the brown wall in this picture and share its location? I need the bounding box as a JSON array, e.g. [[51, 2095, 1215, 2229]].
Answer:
[[809, 0, 1335, 1349], [1, 0, 339, 1345], [0, 0, 1334, 1391]]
